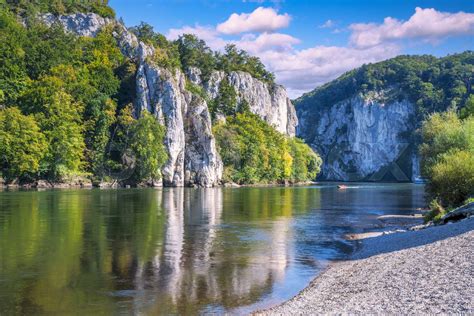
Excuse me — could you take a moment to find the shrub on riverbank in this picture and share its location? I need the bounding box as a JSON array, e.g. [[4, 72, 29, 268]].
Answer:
[[420, 110, 474, 209]]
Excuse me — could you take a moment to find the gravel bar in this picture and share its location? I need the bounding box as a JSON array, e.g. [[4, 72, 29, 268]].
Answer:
[[261, 217, 474, 314]]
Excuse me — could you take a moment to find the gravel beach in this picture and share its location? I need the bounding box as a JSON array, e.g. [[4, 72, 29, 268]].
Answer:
[[262, 217, 474, 314]]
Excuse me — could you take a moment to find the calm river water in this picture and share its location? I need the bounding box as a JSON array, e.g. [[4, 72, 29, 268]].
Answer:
[[0, 183, 425, 314]]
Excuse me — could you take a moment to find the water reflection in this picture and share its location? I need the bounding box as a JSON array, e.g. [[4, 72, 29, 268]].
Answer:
[[0, 184, 425, 314]]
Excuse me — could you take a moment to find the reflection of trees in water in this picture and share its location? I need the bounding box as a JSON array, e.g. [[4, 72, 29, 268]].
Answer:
[[0, 187, 321, 314], [135, 188, 293, 314]]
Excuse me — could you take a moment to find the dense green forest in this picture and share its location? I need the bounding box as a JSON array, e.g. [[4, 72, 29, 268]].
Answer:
[[0, 2, 318, 186], [214, 113, 321, 184], [0, 3, 169, 184], [295, 52, 474, 122], [2, 0, 115, 18]]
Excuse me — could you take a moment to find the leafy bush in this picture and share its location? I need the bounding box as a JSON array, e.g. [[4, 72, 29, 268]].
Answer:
[[419, 110, 469, 175], [289, 138, 322, 182], [421, 112, 474, 207], [429, 150, 474, 207], [214, 113, 321, 184], [129, 110, 167, 181], [424, 199, 447, 223], [0, 107, 47, 181], [209, 77, 237, 119]]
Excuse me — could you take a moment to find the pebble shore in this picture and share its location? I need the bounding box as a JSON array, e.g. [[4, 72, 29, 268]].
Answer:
[[261, 217, 474, 314]]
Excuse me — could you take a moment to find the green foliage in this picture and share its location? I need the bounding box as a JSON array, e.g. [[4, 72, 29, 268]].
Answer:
[[107, 106, 167, 182], [0, 7, 145, 182], [211, 77, 237, 119], [429, 150, 474, 207], [5, 0, 115, 18], [289, 138, 322, 181], [419, 110, 468, 174], [216, 44, 275, 84], [0, 9, 30, 106], [33, 89, 86, 180], [177, 34, 215, 82], [420, 111, 474, 207], [130, 22, 180, 70], [296, 52, 474, 143], [129, 110, 167, 181], [0, 107, 47, 180], [185, 80, 208, 100], [214, 113, 321, 184], [424, 199, 447, 223], [460, 94, 474, 119]]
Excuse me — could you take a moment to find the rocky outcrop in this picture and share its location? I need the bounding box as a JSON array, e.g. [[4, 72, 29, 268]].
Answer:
[[297, 91, 418, 181], [40, 13, 112, 37], [38, 13, 295, 186], [135, 63, 222, 186], [440, 202, 474, 224], [199, 69, 297, 136]]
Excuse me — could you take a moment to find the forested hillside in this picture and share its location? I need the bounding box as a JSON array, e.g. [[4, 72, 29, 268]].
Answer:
[[0, 1, 319, 186], [294, 52, 474, 182], [296, 52, 474, 120]]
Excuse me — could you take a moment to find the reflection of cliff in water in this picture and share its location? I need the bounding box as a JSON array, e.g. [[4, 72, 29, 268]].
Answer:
[[132, 188, 298, 314]]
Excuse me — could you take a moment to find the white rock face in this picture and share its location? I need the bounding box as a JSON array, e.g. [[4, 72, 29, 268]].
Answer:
[[135, 64, 222, 187], [40, 13, 111, 37], [201, 70, 297, 136], [38, 13, 297, 186], [298, 93, 418, 181]]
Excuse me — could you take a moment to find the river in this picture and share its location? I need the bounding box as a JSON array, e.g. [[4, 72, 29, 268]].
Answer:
[[0, 183, 425, 314]]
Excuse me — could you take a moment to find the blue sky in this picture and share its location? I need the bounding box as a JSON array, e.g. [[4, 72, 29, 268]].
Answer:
[[110, 0, 474, 97]]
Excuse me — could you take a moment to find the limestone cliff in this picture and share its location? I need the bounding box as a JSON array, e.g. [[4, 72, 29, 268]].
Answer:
[[297, 91, 419, 182], [39, 13, 297, 187]]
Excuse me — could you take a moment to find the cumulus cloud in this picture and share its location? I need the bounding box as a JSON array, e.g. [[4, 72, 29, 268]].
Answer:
[[216, 7, 290, 34], [167, 24, 227, 50], [259, 44, 400, 98], [165, 7, 473, 98], [235, 32, 300, 53], [350, 7, 474, 48]]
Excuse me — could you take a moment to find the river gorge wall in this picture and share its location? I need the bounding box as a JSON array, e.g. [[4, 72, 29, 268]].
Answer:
[[296, 91, 420, 182], [40, 13, 297, 187]]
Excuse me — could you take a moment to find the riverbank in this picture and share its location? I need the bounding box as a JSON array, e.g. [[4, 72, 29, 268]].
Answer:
[[261, 215, 474, 314], [0, 177, 318, 190]]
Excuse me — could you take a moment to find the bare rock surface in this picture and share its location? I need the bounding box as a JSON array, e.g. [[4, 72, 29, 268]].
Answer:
[[297, 90, 419, 181], [441, 202, 474, 223], [262, 217, 474, 314]]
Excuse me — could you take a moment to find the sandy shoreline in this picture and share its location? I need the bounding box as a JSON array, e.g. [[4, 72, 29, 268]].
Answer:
[[259, 216, 474, 314]]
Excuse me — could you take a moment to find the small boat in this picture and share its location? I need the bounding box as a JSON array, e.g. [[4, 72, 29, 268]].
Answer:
[[338, 185, 348, 189]]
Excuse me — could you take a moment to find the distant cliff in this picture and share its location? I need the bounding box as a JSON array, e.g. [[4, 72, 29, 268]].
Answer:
[[40, 13, 298, 187], [295, 53, 474, 182]]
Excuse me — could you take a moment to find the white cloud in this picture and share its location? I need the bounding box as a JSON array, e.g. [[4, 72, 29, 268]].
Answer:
[[165, 7, 473, 98], [167, 24, 227, 50], [216, 7, 291, 35], [250, 44, 400, 98], [319, 19, 335, 28], [350, 7, 474, 48], [235, 32, 300, 53]]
